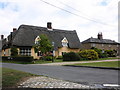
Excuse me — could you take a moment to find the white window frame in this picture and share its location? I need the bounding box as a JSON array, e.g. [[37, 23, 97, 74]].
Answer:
[[20, 48, 31, 56], [61, 37, 68, 47], [102, 44, 104, 47], [92, 44, 96, 47], [109, 45, 111, 47]]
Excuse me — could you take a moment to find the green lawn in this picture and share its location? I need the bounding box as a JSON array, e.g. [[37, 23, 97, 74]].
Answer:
[[2, 67, 38, 88], [69, 61, 120, 68]]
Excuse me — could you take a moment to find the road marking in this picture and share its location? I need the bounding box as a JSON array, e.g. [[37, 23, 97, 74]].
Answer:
[[103, 84, 120, 87]]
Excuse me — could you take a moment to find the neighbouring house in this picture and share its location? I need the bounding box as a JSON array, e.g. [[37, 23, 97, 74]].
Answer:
[[1, 22, 81, 59], [81, 32, 120, 56]]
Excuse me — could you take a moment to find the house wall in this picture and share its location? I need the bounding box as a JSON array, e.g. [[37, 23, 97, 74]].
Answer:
[[56, 47, 80, 57], [2, 48, 11, 56], [31, 47, 80, 58], [92, 43, 118, 51], [82, 43, 120, 56], [81, 43, 91, 50], [31, 48, 40, 59], [2, 47, 80, 59], [82, 43, 118, 50]]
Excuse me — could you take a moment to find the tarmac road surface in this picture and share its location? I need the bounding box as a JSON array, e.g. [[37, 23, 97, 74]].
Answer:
[[2, 62, 119, 87]]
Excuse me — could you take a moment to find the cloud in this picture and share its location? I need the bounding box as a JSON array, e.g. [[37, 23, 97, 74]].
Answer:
[[0, 0, 119, 43]]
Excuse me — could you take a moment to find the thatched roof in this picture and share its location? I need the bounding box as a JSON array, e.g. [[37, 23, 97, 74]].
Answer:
[[3, 24, 81, 50]]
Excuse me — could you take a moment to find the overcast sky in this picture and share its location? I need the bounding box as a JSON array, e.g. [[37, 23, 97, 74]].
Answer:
[[0, 0, 119, 42]]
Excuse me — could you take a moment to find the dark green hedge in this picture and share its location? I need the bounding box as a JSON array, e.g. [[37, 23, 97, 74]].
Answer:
[[63, 52, 80, 61], [2, 56, 34, 62]]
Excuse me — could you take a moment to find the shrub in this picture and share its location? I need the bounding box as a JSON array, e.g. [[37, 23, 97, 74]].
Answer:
[[2, 56, 34, 62], [91, 47, 108, 58], [100, 53, 108, 58], [63, 52, 80, 61], [44, 56, 53, 61], [10, 47, 18, 56], [56, 56, 63, 59], [78, 49, 98, 60], [105, 50, 117, 57]]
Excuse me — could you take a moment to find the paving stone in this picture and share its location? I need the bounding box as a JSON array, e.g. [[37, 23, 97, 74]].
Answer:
[[18, 76, 92, 88]]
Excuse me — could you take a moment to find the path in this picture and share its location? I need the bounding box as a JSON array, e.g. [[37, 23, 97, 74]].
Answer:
[[39, 59, 120, 65]]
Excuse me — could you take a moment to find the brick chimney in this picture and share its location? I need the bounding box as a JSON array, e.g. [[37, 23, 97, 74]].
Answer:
[[47, 22, 52, 29], [13, 28, 17, 32], [98, 32, 103, 40], [1, 35, 4, 40]]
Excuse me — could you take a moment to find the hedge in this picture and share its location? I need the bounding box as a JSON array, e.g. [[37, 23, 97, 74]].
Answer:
[[78, 50, 99, 60], [2, 56, 34, 62], [63, 52, 80, 61]]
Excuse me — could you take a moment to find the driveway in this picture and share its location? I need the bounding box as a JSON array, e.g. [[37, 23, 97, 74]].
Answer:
[[2, 62, 119, 87]]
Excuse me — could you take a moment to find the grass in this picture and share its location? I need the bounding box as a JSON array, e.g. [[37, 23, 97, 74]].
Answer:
[[2, 57, 120, 64], [68, 61, 120, 68], [34, 59, 63, 64], [2, 59, 63, 64], [2, 67, 38, 88]]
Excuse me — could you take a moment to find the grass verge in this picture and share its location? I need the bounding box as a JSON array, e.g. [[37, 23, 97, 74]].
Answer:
[[2, 59, 63, 64], [2, 57, 120, 64], [2, 67, 38, 88], [67, 61, 120, 68]]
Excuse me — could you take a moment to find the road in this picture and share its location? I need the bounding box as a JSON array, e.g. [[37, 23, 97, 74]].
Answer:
[[2, 63, 119, 86]]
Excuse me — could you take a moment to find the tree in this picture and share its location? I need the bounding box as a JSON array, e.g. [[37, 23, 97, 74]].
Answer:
[[11, 46, 18, 56], [33, 34, 53, 56]]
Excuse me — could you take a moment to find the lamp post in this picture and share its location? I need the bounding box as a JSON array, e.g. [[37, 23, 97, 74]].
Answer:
[[52, 42, 55, 62]]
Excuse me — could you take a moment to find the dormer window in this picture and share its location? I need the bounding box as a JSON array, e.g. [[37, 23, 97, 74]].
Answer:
[[6, 37, 8, 42], [61, 37, 68, 47], [35, 36, 41, 44]]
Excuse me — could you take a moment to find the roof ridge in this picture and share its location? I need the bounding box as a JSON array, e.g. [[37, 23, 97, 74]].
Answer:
[[19, 24, 75, 32]]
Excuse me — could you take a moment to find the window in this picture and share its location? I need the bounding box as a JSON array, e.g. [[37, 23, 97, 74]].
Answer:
[[35, 36, 41, 44], [20, 48, 31, 56], [117, 44, 119, 47], [92, 44, 96, 47], [102, 44, 104, 47], [37, 51, 42, 56], [62, 52, 66, 56], [109, 45, 111, 47], [62, 42, 68, 47], [61, 37, 68, 47]]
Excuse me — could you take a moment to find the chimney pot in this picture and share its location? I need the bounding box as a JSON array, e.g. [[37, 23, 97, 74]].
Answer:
[[1, 35, 4, 40], [98, 32, 103, 40], [13, 28, 17, 32], [47, 22, 52, 29]]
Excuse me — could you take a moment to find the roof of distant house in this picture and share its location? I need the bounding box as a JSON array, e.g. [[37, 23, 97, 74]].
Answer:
[[82, 37, 119, 44]]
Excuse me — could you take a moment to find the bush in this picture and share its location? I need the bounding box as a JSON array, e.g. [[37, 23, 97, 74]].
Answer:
[[63, 52, 80, 61], [56, 56, 63, 59], [44, 56, 53, 61], [10, 47, 18, 56], [91, 47, 108, 58], [78, 49, 98, 60], [100, 53, 108, 58], [2, 56, 34, 62], [105, 50, 117, 57]]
